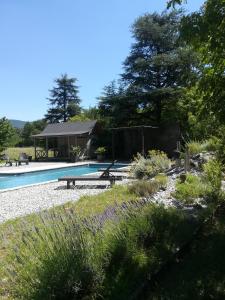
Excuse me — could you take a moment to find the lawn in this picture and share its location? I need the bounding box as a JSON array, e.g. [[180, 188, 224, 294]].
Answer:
[[4, 147, 36, 160]]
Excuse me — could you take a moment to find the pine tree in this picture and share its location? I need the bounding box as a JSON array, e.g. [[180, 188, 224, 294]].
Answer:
[[45, 74, 81, 123]]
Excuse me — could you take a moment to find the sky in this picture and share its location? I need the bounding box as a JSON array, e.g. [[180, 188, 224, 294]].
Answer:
[[0, 0, 205, 121]]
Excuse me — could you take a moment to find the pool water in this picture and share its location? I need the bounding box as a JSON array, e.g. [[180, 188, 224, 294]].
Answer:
[[0, 163, 127, 190]]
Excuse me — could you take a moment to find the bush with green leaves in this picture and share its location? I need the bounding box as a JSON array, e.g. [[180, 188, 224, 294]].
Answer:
[[131, 150, 171, 179], [128, 174, 168, 198], [173, 174, 209, 204], [203, 159, 222, 200], [128, 180, 160, 197], [101, 204, 196, 299]]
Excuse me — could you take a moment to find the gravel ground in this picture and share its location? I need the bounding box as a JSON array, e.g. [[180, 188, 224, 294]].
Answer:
[[0, 178, 128, 223]]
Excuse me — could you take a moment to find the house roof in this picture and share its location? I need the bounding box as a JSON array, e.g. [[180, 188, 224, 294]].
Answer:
[[33, 120, 97, 138]]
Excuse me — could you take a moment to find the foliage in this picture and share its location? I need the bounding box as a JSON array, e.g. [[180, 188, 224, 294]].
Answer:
[[167, 0, 186, 8], [70, 107, 100, 122], [186, 138, 219, 155], [215, 127, 225, 165], [128, 180, 160, 197], [45, 74, 81, 123], [179, 0, 225, 123], [203, 159, 222, 200], [95, 146, 106, 155], [0, 118, 16, 153], [21, 119, 46, 146], [70, 146, 81, 160], [6, 210, 103, 300], [98, 205, 195, 299], [98, 80, 137, 128], [131, 151, 171, 179], [4, 202, 195, 300], [186, 141, 204, 155], [155, 173, 168, 188], [98, 10, 198, 127], [173, 174, 209, 204], [147, 194, 225, 299]]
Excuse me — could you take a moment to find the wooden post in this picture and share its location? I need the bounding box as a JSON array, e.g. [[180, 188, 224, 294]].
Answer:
[[112, 130, 115, 161], [34, 138, 37, 161], [67, 136, 70, 159], [185, 148, 190, 173], [46, 137, 48, 158], [141, 126, 145, 156]]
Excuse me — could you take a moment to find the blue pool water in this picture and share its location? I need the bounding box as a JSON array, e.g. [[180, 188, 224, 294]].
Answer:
[[0, 163, 127, 190]]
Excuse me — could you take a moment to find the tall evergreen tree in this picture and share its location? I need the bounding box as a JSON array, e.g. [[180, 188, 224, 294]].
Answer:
[[98, 10, 198, 127], [121, 10, 199, 124], [98, 80, 139, 127], [45, 74, 81, 123]]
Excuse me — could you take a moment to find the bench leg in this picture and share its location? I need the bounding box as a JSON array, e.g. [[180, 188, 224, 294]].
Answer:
[[67, 181, 70, 189], [110, 179, 115, 187]]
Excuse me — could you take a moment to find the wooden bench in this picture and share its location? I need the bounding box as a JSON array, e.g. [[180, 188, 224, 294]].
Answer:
[[58, 175, 123, 189]]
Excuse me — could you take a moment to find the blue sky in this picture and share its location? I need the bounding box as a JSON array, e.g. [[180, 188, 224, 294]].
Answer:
[[0, 0, 204, 121]]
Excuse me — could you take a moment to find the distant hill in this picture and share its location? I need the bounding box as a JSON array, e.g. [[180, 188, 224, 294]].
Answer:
[[9, 119, 27, 129]]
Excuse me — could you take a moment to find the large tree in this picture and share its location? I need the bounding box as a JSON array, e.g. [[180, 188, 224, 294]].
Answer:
[[167, 0, 225, 124], [121, 10, 199, 124], [99, 10, 198, 127], [98, 80, 139, 127], [45, 74, 81, 123]]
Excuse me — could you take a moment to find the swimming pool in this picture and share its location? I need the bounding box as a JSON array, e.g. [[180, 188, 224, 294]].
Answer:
[[0, 163, 127, 190]]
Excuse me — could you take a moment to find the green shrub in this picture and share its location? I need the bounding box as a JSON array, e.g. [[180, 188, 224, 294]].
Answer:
[[101, 205, 196, 299], [128, 180, 160, 197], [6, 210, 103, 300], [131, 151, 171, 179], [187, 139, 219, 156], [155, 173, 168, 188], [203, 159, 222, 200], [186, 141, 203, 155], [173, 174, 209, 204]]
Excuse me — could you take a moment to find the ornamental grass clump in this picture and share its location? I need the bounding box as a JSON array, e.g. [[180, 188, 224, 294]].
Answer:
[[131, 150, 171, 179], [128, 180, 160, 197]]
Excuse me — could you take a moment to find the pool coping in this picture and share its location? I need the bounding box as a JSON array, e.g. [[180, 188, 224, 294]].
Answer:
[[0, 164, 129, 193], [0, 161, 93, 176]]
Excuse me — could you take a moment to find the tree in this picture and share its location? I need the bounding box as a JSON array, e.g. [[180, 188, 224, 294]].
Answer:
[[0, 118, 15, 153], [98, 80, 139, 127], [167, 0, 225, 124], [70, 107, 100, 122], [21, 119, 46, 146], [45, 74, 81, 123], [121, 10, 199, 125], [181, 0, 225, 123]]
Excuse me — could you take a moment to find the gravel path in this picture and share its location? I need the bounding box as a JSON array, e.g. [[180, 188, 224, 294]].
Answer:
[[0, 180, 119, 223]]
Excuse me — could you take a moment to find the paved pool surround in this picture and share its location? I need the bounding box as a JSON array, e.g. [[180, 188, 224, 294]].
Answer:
[[0, 162, 129, 223], [0, 161, 94, 175]]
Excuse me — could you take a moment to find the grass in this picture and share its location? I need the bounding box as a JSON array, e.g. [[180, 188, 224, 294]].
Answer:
[[4, 147, 36, 160]]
